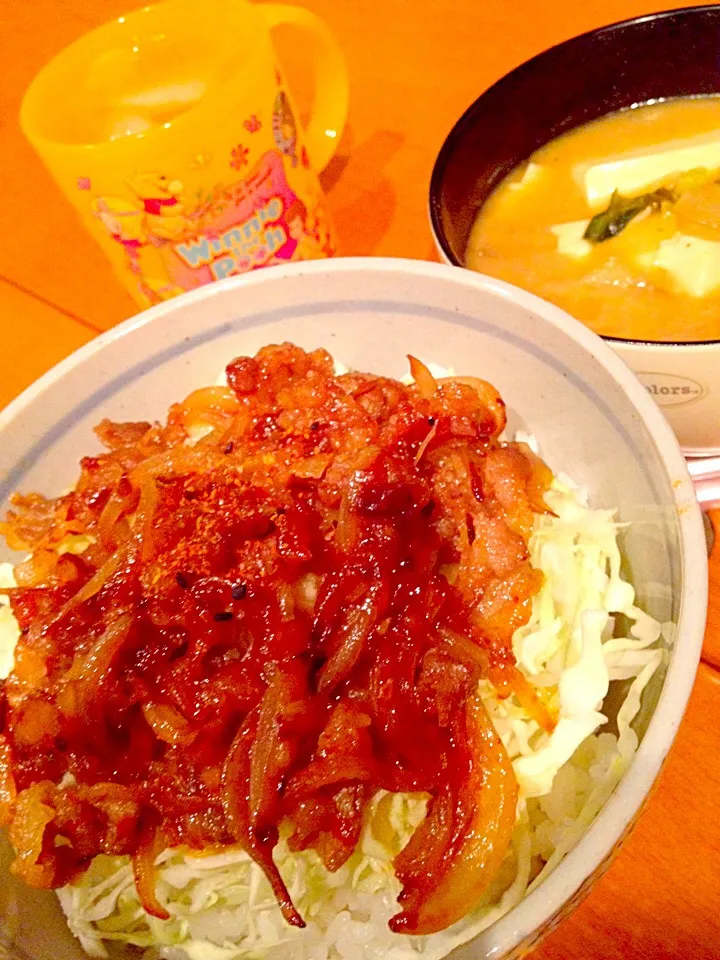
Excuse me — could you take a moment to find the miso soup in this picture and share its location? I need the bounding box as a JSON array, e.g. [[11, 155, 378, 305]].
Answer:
[[467, 97, 720, 342]]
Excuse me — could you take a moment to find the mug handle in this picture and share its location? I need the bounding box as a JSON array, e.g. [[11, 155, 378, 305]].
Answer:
[[261, 4, 349, 171]]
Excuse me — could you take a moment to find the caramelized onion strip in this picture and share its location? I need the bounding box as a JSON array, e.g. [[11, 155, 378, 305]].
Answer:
[[0, 736, 17, 826], [504, 664, 556, 733], [12, 550, 60, 589], [134, 475, 159, 563], [408, 356, 438, 399], [438, 628, 490, 675], [318, 600, 377, 694], [142, 703, 196, 746], [97, 486, 133, 551], [8, 783, 57, 888], [415, 420, 439, 465], [59, 615, 132, 716], [222, 713, 305, 929], [49, 548, 125, 628], [131, 833, 170, 920], [391, 692, 517, 934]]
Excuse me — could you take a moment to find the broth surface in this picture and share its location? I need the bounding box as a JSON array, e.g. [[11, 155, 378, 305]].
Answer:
[[466, 97, 720, 342]]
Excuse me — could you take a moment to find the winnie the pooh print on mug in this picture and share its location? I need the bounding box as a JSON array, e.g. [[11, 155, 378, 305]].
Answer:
[[21, 0, 348, 307]]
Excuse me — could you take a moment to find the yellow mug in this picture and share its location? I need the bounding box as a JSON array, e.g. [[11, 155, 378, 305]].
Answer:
[[21, 0, 348, 308]]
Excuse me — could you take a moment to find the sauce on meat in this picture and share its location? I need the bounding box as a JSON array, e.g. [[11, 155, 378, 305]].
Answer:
[[0, 344, 552, 935]]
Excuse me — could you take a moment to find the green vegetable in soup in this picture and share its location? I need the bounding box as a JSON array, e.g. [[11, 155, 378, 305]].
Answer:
[[583, 187, 675, 243]]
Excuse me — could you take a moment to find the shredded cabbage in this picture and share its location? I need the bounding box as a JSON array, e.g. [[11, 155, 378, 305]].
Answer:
[[57, 797, 427, 960], [0, 478, 666, 960], [492, 476, 665, 803]]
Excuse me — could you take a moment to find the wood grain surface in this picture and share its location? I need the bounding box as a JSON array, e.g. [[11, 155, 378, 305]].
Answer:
[[0, 1, 718, 957]]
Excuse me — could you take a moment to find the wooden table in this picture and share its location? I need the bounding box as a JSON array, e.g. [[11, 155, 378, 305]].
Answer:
[[1, 0, 719, 956]]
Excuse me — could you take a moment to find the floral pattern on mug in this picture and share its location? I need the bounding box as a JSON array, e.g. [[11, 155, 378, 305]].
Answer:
[[230, 144, 250, 170]]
